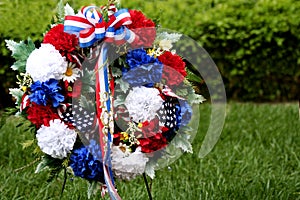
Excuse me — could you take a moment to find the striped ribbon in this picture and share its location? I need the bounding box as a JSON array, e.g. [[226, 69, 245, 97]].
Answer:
[[95, 43, 121, 200], [101, 4, 118, 16], [20, 94, 30, 112], [162, 85, 185, 100], [57, 103, 71, 118], [64, 5, 136, 48]]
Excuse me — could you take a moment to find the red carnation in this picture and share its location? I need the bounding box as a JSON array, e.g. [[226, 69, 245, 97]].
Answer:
[[43, 24, 78, 62], [127, 10, 156, 48], [26, 103, 60, 128], [158, 51, 187, 86], [138, 132, 168, 153], [162, 65, 185, 86], [141, 117, 160, 138], [158, 51, 187, 76], [63, 80, 82, 98]]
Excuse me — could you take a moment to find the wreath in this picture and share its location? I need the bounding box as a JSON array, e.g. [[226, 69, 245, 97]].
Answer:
[[6, 1, 205, 199]]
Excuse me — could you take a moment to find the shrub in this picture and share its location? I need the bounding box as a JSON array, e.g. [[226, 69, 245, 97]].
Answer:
[[194, 0, 300, 101], [0, 0, 299, 105]]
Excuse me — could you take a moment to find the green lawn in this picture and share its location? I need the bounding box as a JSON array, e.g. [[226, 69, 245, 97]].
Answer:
[[0, 102, 299, 200]]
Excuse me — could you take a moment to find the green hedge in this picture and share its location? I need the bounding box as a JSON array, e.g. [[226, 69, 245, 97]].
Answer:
[[0, 0, 299, 106], [197, 0, 300, 101]]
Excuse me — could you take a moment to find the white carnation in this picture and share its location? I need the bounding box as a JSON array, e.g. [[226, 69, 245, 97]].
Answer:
[[36, 119, 77, 159], [26, 43, 67, 82], [111, 146, 149, 181], [124, 86, 163, 123]]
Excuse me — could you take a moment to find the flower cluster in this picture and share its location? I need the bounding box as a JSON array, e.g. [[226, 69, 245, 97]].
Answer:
[[6, 2, 204, 198], [113, 48, 194, 159]]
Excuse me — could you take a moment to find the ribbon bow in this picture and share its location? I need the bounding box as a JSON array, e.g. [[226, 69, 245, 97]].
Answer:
[[64, 5, 137, 47]]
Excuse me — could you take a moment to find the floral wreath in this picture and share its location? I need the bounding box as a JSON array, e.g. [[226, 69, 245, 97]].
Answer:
[[6, 1, 205, 199]]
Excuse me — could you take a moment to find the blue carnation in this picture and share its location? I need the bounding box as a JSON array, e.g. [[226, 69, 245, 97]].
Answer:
[[122, 63, 163, 86], [124, 49, 159, 71], [29, 79, 64, 107], [69, 140, 105, 182], [122, 49, 163, 86], [179, 100, 192, 126]]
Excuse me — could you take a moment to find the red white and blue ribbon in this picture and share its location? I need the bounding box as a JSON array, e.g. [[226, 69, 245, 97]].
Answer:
[[95, 44, 121, 200], [64, 5, 136, 48], [162, 86, 185, 100], [20, 94, 30, 112]]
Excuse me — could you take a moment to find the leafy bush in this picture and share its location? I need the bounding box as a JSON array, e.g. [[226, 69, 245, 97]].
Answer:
[[194, 0, 300, 101], [0, 0, 299, 105]]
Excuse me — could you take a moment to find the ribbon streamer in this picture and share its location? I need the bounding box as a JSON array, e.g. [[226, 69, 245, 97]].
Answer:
[[20, 94, 30, 112], [95, 43, 121, 200]]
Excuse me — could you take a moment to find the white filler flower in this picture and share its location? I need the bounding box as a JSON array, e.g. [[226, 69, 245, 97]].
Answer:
[[159, 39, 173, 51], [26, 43, 67, 82], [124, 86, 163, 123], [36, 119, 77, 159], [63, 63, 81, 83], [111, 146, 149, 181]]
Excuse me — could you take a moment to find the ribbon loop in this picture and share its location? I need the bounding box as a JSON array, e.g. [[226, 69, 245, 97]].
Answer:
[[64, 5, 134, 48], [81, 6, 102, 25]]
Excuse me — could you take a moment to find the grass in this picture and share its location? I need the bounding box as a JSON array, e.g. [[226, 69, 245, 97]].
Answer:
[[0, 102, 299, 200]]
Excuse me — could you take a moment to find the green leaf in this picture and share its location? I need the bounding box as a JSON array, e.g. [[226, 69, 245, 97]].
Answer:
[[81, 69, 96, 93], [186, 68, 202, 83], [56, 0, 65, 24], [175, 88, 188, 98], [64, 3, 75, 16], [35, 157, 49, 173], [9, 88, 24, 106], [172, 134, 193, 153], [111, 66, 123, 78], [79, 95, 94, 111], [193, 94, 206, 104], [115, 78, 130, 93], [114, 95, 126, 107], [5, 38, 36, 72], [35, 155, 64, 181], [145, 159, 157, 179], [188, 91, 206, 104]]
